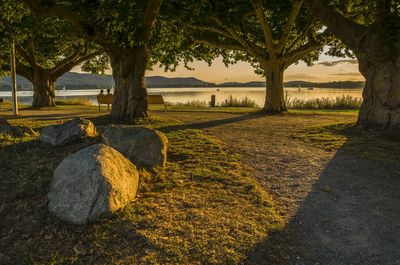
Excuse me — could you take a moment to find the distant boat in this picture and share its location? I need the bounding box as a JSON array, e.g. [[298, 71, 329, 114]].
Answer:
[[307, 87, 314, 90]]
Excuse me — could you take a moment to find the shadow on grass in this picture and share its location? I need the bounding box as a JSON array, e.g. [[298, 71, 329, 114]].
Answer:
[[0, 136, 169, 264], [157, 112, 266, 133], [244, 127, 400, 264]]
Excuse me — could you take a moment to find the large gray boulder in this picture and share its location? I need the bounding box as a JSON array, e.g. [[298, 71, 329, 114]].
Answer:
[[40, 118, 97, 146], [102, 125, 168, 169], [48, 144, 139, 225]]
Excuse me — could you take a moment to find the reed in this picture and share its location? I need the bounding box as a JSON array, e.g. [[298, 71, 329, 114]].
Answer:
[[286, 95, 362, 110]]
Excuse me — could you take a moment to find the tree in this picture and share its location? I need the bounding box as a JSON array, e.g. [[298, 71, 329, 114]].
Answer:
[[0, 1, 104, 107], [22, 0, 164, 122], [304, 0, 400, 130], [168, 0, 330, 113]]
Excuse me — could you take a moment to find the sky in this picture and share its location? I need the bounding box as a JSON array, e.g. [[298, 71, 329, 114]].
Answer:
[[74, 51, 365, 84], [146, 53, 364, 84]]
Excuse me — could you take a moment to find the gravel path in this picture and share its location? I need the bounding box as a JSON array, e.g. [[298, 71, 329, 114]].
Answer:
[[157, 111, 400, 265]]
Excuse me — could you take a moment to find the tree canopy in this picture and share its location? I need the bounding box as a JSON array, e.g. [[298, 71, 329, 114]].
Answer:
[[305, 0, 400, 130], [0, 0, 106, 107], [165, 0, 333, 112]]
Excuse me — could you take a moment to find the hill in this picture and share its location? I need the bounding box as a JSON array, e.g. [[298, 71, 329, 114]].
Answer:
[[0, 72, 215, 91], [0, 72, 365, 91]]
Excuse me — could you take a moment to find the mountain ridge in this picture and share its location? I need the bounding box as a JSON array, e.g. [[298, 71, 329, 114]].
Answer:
[[0, 72, 364, 91]]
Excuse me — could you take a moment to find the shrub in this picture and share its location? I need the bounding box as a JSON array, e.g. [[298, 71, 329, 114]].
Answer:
[[220, 95, 258, 107], [286, 95, 362, 110], [172, 100, 208, 108]]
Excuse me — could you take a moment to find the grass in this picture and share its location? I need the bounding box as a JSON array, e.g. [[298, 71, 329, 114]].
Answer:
[[292, 122, 400, 165], [220, 95, 258, 108], [55, 98, 92, 106], [1, 113, 282, 264], [292, 123, 354, 150], [171, 100, 209, 108], [286, 95, 362, 110]]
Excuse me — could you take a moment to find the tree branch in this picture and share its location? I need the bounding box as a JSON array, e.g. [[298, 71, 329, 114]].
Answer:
[[194, 39, 247, 52], [285, 18, 317, 54], [210, 16, 260, 58], [277, 0, 304, 52], [140, 0, 164, 43], [1, 62, 34, 81], [50, 45, 86, 76], [21, 0, 84, 28], [52, 51, 104, 78], [21, 0, 101, 41], [187, 24, 232, 39], [15, 43, 38, 68], [283, 41, 322, 67], [304, 0, 367, 50], [249, 0, 274, 51]]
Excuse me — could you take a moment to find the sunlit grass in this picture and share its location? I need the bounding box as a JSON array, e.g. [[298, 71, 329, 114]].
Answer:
[[1, 114, 282, 264], [292, 122, 400, 165], [55, 98, 92, 106]]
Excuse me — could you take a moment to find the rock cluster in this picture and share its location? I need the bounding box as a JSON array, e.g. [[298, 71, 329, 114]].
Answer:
[[44, 120, 168, 224]]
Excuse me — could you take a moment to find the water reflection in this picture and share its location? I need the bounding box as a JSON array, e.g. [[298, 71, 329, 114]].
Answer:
[[0, 87, 363, 106]]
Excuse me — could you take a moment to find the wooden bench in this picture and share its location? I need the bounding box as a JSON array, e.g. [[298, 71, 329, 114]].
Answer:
[[96, 94, 113, 110], [96, 94, 171, 111], [148, 95, 171, 111]]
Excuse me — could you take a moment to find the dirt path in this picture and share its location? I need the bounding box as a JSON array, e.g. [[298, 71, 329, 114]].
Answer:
[[156, 111, 400, 265]]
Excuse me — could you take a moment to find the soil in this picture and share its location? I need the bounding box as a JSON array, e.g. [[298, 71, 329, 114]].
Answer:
[[156, 110, 400, 265]]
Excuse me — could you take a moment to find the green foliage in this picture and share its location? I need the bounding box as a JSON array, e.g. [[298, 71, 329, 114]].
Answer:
[[325, 0, 400, 52], [0, 0, 106, 78], [163, 0, 332, 75]]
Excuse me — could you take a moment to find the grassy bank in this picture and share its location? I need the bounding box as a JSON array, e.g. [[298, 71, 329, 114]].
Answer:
[[286, 95, 362, 110], [1, 111, 282, 264]]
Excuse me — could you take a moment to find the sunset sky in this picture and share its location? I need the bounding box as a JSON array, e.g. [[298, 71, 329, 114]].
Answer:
[[146, 53, 364, 84], [73, 51, 365, 84]]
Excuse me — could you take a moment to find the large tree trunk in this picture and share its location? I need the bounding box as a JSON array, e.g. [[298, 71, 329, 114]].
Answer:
[[108, 46, 149, 123], [263, 63, 287, 113], [356, 41, 400, 130], [31, 70, 56, 108]]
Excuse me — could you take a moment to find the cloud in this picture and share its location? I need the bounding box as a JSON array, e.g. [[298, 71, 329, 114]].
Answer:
[[330, 72, 362, 76], [318, 59, 358, 67], [284, 73, 315, 80]]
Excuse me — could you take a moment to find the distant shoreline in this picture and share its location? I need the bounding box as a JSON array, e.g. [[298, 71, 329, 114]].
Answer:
[[0, 72, 365, 91]]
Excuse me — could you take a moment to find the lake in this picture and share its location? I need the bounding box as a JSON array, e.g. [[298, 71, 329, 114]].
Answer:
[[0, 87, 363, 106]]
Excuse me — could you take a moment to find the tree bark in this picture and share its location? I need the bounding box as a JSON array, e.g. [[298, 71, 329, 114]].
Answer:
[[108, 46, 149, 123], [357, 45, 400, 130], [31, 70, 56, 108], [263, 62, 287, 113]]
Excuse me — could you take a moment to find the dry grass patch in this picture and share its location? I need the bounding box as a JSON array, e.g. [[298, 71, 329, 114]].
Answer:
[[1, 115, 282, 264]]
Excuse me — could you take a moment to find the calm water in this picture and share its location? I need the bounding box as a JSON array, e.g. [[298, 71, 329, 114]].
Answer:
[[0, 87, 363, 106]]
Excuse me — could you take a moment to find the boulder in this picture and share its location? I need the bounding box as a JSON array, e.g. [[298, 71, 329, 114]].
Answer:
[[48, 144, 139, 225], [102, 125, 168, 169], [40, 118, 97, 146]]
